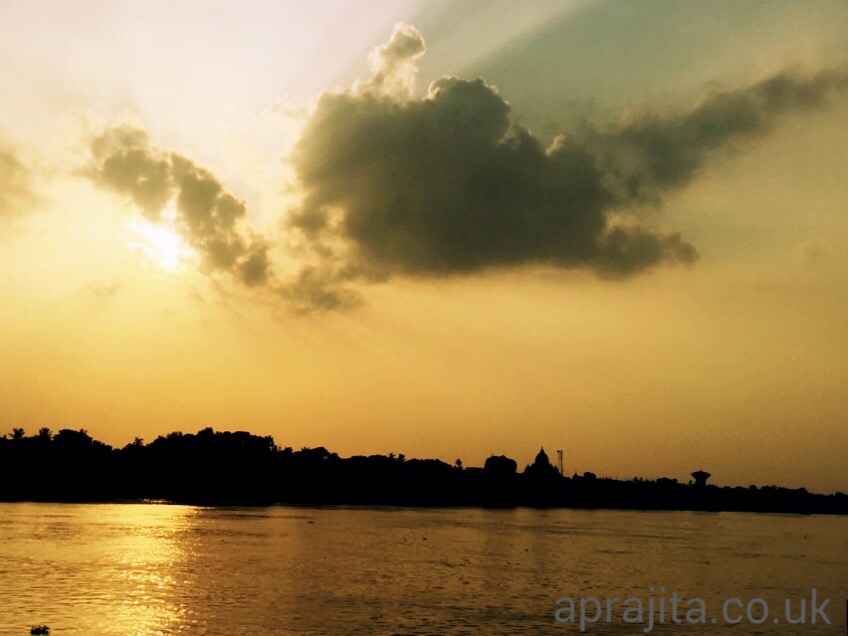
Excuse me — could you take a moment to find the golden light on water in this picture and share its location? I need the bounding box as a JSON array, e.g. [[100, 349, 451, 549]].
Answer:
[[107, 504, 201, 634]]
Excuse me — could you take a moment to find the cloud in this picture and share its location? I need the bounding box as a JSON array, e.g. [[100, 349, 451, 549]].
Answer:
[[81, 27, 848, 314], [89, 126, 271, 288], [365, 22, 427, 98], [793, 237, 840, 267], [282, 25, 848, 309], [88, 281, 121, 298], [281, 265, 363, 314], [0, 144, 35, 221], [587, 69, 848, 203]]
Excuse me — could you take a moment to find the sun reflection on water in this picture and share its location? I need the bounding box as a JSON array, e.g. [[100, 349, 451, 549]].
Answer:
[[0, 503, 202, 635], [3, 504, 847, 635], [104, 504, 201, 634]]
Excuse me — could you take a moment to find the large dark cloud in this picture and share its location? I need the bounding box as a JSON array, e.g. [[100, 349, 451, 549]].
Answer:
[[83, 26, 847, 313], [289, 76, 694, 279], [0, 145, 34, 220], [89, 126, 270, 287], [284, 25, 847, 309]]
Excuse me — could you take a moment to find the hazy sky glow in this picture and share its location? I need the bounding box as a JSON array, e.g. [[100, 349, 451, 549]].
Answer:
[[1, 1, 847, 492]]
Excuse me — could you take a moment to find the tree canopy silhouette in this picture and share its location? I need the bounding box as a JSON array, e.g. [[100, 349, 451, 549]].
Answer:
[[0, 427, 844, 514]]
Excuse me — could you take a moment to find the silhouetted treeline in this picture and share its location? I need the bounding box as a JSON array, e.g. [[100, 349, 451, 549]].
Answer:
[[1, 427, 846, 514]]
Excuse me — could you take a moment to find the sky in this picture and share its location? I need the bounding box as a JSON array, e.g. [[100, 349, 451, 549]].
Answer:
[[1, 0, 846, 492]]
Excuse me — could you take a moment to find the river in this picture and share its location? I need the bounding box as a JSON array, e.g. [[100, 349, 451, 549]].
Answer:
[[1, 503, 845, 634]]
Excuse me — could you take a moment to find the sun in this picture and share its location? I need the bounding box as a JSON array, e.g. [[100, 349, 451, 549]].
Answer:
[[128, 216, 193, 271]]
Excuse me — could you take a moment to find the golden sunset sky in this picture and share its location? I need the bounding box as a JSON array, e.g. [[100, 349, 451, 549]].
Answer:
[[1, 0, 846, 492]]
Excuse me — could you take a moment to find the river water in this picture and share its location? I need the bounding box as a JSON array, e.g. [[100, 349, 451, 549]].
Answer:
[[1, 503, 845, 635]]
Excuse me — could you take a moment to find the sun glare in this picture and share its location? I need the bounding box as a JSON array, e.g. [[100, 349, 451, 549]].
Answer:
[[128, 217, 193, 271]]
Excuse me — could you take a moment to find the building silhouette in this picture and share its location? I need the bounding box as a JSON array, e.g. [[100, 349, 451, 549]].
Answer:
[[691, 470, 711, 487], [524, 447, 561, 480]]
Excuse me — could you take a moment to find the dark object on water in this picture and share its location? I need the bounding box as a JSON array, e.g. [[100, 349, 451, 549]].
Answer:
[[31, 627, 50, 636]]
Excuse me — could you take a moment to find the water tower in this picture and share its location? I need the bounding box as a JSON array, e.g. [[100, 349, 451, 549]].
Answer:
[[691, 470, 711, 487]]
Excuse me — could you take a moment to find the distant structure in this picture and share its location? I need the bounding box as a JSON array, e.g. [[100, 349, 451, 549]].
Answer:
[[484, 454, 518, 478], [691, 470, 711, 487], [556, 450, 564, 475], [524, 447, 561, 480]]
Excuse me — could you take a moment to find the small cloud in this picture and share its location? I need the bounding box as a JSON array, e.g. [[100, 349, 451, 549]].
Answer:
[[279, 265, 363, 315], [87, 282, 121, 298], [793, 237, 834, 266], [0, 143, 36, 221], [365, 22, 426, 98], [87, 126, 272, 289]]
